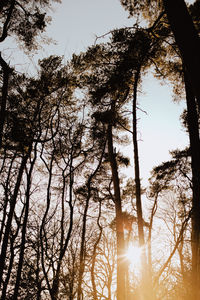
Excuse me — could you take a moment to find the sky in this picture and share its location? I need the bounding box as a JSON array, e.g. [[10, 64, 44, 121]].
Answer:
[[43, 0, 188, 185], [1, 0, 190, 185], [45, 0, 134, 58]]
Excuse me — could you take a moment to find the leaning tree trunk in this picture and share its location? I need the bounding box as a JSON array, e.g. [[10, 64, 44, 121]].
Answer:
[[107, 122, 126, 300], [132, 68, 145, 248]]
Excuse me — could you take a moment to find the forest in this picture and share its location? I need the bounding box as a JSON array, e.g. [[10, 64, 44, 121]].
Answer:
[[0, 0, 200, 299]]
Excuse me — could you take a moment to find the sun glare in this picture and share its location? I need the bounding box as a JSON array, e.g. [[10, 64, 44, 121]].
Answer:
[[125, 245, 142, 269]]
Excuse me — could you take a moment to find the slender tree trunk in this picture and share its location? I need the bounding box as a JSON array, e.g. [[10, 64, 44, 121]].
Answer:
[[51, 157, 74, 300], [147, 192, 158, 300], [39, 151, 55, 297], [1, 232, 16, 299], [124, 232, 131, 300], [0, 54, 11, 148], [154, 211, 191, 288], [133, 68, 145, 247], [13, 143, 36, 299], [132, 68, 152, 299], [77, 194, 89, 300], [178, 239, 185, 283], [77, 145, 105, 300], [184, 70, 200, 299], [163, 0, 200, 109], [0, 153, 16, 244], [91, 201, 103, 300], [0, 148, 31, 288], [36, 236, 42, 300], [107, 123, 126, 300]]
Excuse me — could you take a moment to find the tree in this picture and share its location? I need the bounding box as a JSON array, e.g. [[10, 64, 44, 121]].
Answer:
[[3, 1, 200, 298], [162, 0, 200, 105], [119, 1, 200, 297], [0, 55, 78, 299], [0, 0, 61, 148], [148, 148, 193, 298], [106, 111, 126, 300], [76, 141, 106, 300], [70, 20, 169, 299]]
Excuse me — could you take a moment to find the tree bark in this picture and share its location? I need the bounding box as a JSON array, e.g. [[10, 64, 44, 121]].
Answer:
[[0, 54, 11, 149], [1, 228, 17, 299], [184, 70, 200, 299], [162, 1, 200, 296], [133, 68, 145, 247], [0, 147, 31, 288], [132, 67, 150, 299], [163, 0, 200, 109], [0, 0, 15, 42], [91, 201, 103, 300], [107, 122, 126, 300], [77, 190, 90, 300], [77, 145, 105, 300], [0, 0, 9, 12], [13, 143, 37, 299], [51, 154, 74, 300]]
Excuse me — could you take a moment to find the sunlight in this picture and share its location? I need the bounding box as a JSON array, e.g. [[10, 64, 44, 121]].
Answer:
[[125, 244, 142, 270]]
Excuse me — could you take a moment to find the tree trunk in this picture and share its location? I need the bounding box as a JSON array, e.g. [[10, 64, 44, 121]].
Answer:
[[107, 123, 126, 300], [77, 145, 105, 300], [162, 2, 200, 295], [133, 68, 150, 300], [1, 231, 16, 299], [13, 143, 37, 299], [184, 70, 200, 299], [147, 191, 158, 300], [0, 54, 11, 148], [77, 192, 90, 300], [0, 148, 31, 288], [51, 156, 74, 300], [0, 153, 17, 244], [132, 67, 155, 299], [91, 201, 103, 300], [163, 0, 200, 109], [133, 68, 145, 247]]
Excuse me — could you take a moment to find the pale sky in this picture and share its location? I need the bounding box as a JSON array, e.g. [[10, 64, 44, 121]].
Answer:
[[44, 0, 188, 184], [45, 0, 134, 58], [1, 0, 189, 185]]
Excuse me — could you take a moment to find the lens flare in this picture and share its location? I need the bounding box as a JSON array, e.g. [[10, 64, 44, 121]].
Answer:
[[125, 244, 142, 269]]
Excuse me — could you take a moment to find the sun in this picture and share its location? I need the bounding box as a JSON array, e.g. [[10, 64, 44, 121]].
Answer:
[[125, 244, 142, 270]]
